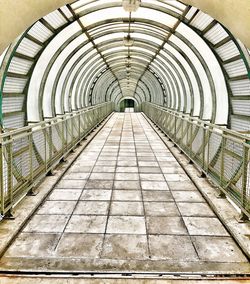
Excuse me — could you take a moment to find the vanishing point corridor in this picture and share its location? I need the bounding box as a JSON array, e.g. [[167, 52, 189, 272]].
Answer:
[[1, 113, 248, 274]]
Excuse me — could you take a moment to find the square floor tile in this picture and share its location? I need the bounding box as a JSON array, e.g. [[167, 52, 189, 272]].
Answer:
[[172, 191, 205, 202], [139, 167, 161, 173], [23, 215, 69, 233], [96, 160, 116, 166], [37, 201, 76, 215], [115, 173, 139, 181], [62, 172, 90, 180], [106, 216, 146, 234], [56, 233, 103, 258], [112, 190, 141, 201], [147, 217, 188, 235], [89, 173, 114, 180], [141, 181, 169, 191], [192, 236, 248, 262], [164, 174, 190, 182], [69, 166, 93, 173], [55, 179, 86, 189], [117, 160, 137, 167], [149, 235, 198, 261], [177, 202, 215, 217], [183, 217, 229, 236], [142, 191, 173, 202], [138, 161, 159, 167], [144, 202, 179, 216], [80, 189, 112, 201], [114, 180, 140, 190], [110, 201, 143, 215], [74, 201, 109, 215], [5, 233, 60, 257], [116, 167, 139, 173], [84, 180, 113, 189], [65, 215, 107, 233], [48, 189, 81, 201], [140, 174, 165, 181], [92, 166, 116, 173], [102, 234, 148, 260], [161, 167, 185, 174]]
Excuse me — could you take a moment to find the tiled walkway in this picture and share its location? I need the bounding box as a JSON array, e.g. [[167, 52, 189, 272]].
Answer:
[[1, 113, 249, 273]]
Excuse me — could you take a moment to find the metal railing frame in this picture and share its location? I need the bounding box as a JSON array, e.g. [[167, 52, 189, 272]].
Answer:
[[142, 102, 250, 219], [0, 102, 114, 219]]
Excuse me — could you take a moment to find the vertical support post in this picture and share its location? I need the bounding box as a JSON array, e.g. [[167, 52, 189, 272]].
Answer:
[[218, 133, 226, 198], [0, 138, 4, 217], [6, 137, 14, 218], [239, 144, 249, 221]]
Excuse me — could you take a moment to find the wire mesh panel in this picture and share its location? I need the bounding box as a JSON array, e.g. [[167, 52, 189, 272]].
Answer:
[[142, 102, 250, 218]]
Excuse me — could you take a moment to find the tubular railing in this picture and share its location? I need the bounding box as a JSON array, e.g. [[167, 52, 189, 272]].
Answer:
[[142, 102, 250, 219], [0, 102, 114, 218]]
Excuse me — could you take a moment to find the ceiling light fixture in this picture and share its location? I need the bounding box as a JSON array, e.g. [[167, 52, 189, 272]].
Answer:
[[122, 0, 141, 12], [123, 35, 134, 47]]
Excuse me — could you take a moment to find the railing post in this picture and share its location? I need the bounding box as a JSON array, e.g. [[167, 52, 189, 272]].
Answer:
[[218, 133, 226, 198], [239, 143, 249, 221], [6, 137, 14, 218], [0, 138, 4, 217]]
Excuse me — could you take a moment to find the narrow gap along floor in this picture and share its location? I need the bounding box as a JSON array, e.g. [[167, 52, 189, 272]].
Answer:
[[0, 113, 249, 274]]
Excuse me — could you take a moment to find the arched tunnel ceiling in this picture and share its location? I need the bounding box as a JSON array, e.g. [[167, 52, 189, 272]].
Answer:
[[0, 0, 249, 53], [0, 0, 250, 133]]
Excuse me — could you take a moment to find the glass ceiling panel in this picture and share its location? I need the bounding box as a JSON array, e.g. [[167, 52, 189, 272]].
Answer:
[[143, 0, 184, 14], [75, 0, 115, 14], [94, 32, 126, 44], [132, 32, 163, 45]]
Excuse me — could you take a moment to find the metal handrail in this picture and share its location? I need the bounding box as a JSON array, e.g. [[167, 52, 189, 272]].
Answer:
[[142, 102, 250, 219], [0, 102, 114, 218]]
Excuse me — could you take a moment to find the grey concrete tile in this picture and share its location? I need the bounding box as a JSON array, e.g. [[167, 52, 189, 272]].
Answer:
[[142, 191, 173, 202], [102, 234, 148, 259], [115, 173, 139, 181], [138, 161, 159, 167], [62, 172, 90, 180], [158, 161, 180, 167], [110, 201, 143, 215], [139, 167, 161, 173], [147, 217, 188, 235], [48, 189, 82, 201], [112, 190, 141, 201], [5, 233, 60, 257], [80, 189, 112, 201], [172, 191, 205, 202], [167, 181, 197, 191], [141, 181, 169, 191], [92, 166, 116, 173], [114, 180, 140, 190], [177, 202, 215, 217], [192, 236, 248, 262], [74, 201, 109, 215], [140, 173, 165, 181], [149, 235, 198, 261], [96, 160, 116, 166], [85, 180, 113, 189], [56, 233, 103, 258], [107, 216, 146, 234], [117, 160, 137, 167], [98, 156, 117, 161], [117, 156, 137, 161], [89, 173, 114, 180], [55, 179, 86, 189], [65, 215, 107, 233], [144, 202, 180, 216], [119, 152, 136, 157], [157, 157, 176, 162], [183, 217, 229, 236], [37, 201, 76, 215], [116, 167, 139, 173], [23, 215, 69, 233]]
